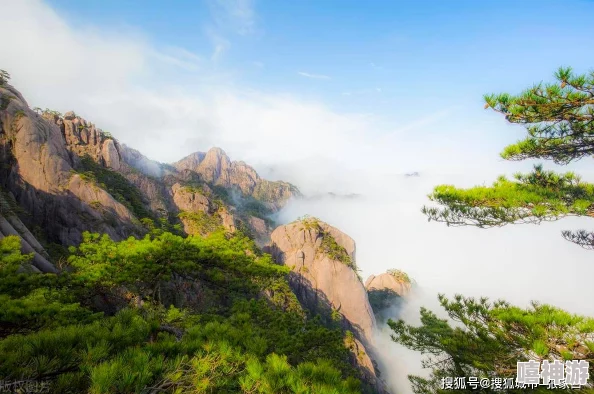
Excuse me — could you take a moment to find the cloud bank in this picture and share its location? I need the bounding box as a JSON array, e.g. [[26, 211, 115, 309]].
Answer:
[[3, 2, 594, 393]]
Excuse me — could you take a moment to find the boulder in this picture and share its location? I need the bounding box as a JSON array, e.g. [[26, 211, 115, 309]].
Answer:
[[365, 272, 411, 298]]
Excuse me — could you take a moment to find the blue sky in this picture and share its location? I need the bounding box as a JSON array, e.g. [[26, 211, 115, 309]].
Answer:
[[2, 0, 594, 178], [4, 3, 594, 389], [45, 0, 594, 115]]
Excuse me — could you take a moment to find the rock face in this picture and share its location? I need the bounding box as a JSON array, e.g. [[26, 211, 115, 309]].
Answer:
[[174, 148, 299, 210], [171, 183, 211, 214], [0, 193, 56, 273], [365, 272, 411, 298], [269, 218, 383, 388], [0, 81, 299, 251], [269, 219, 375, 343], [366, 271, 411, 325], [0, 83, 143, 247]]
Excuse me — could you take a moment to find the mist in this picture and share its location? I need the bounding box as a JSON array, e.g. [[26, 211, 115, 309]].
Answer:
[[271, 167, 594, 393], [2, 1, 594, 393]]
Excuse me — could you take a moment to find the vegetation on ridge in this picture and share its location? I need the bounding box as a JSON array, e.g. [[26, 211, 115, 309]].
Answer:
[[75, 154, 153, 221], [387, 269, 411, 284], [297, 216, 356, 267], [0, 230, 365, 393]]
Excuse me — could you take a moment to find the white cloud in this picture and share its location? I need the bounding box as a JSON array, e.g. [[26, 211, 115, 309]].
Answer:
[[4, 3, 594, 393], [297, 71, 331, 79], [0, 5, 594, 390], [208, 0, 256, 35], [205, 29, 231, 62], [150, 47, 203, 71]]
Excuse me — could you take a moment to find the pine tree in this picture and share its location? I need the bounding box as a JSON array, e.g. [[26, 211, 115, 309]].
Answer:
[[422, 67, 594, 248], [391, 68, 594, 393]]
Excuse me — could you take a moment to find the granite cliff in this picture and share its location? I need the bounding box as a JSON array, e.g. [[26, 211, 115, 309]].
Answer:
[[0, 81, 299, 257], [268, 217, 389, 392]]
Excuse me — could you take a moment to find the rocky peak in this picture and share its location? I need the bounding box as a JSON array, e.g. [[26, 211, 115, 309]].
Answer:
[[0, 83, 143, 246], [174, 148, 298, 210]]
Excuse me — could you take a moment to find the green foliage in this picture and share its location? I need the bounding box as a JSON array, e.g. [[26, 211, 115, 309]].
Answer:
[[367, 289, 402, 323], [423, 67, 594, 248], [0, 236, 99, 338], [178, 210, 223, 236], [0, 69, 9, 85], [0, 93, 15, 111], [42, 108, 62, 117], [408, 68, 594, 392], [390, 294, 594, 393], [484, 67, 594, 164], [77, 155, 152, 221], [387, 268, 411, 284], [320, 233, 354, 268], [424, 164, 594, 228], [0, 230, 363, 392], [240, 196, 275, 226]]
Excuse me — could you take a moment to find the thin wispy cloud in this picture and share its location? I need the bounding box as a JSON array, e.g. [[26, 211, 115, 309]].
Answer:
[[209, 0, 256, 35], [150, 47, 202, 71], [298, 71, 330, 79], [205, 28, 230, 62]]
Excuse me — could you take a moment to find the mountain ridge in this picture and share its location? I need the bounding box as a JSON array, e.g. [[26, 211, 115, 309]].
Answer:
[[0, 80, 300, 251]]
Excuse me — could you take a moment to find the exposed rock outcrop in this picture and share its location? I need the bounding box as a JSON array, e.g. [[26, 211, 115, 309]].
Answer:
[[269, 218, 374, 341], [268, 217, 385, 390], [0, 83, 143, 246], [174, 148, 299, 210], [171, 183, 211, 214], [366, 270, 411, 325], [366, 271, 411, 298], [0, 80, 298, 264]]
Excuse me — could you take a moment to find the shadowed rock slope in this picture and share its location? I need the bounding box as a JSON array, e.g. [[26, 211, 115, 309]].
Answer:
[[366, 270, 412, 324]]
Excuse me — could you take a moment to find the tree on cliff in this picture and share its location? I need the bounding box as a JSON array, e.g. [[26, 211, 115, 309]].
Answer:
[[0, 69, 9, 85], [390, 67, 594, 393]]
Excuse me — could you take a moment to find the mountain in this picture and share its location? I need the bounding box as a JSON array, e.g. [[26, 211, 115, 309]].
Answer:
[[0, 80, 300, 256], [174, 149, 300, 211], [0, 77, 399, 393]]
